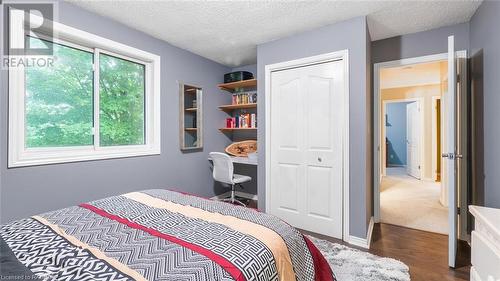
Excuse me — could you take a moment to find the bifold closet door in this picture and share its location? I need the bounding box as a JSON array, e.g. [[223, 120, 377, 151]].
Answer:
[[269, 60, 344, 238]]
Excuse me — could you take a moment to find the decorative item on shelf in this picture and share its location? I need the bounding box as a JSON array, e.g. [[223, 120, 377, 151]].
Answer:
[[224, 71, 254, 83], [231, 91, 257, 105], [225, 140, 257, 157], [192, 99, 197, 108]]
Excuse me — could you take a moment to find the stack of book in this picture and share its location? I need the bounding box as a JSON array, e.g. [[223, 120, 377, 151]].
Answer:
[[226, 113, 257, 129], [232, 91, 257, 105]]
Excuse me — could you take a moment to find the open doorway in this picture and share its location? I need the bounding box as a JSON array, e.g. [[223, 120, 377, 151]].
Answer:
[[374, 42, 469, 268], [378, 60, 448, 234]]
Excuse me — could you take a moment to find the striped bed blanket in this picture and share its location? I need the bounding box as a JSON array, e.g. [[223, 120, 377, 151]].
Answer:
[[0, 189, 335, 281]]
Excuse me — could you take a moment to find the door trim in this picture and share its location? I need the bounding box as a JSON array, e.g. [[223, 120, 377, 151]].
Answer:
[[432, 96, 442, 182], [373, 51, 467, 223], [381, 98, 424, 179], [265, 50, 350, 241]]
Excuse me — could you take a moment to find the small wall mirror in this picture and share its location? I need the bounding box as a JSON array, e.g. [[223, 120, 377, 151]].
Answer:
[[179, 83, 203, 150]]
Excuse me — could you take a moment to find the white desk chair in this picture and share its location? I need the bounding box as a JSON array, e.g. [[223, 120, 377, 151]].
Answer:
[[209, 152, 251, 206]]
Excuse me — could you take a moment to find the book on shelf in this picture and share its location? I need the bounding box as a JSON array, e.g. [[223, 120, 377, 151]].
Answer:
[[225, 113, 257, 129], [231, 91, 257, 105]]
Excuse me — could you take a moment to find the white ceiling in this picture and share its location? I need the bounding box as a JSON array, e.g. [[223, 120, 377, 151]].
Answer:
[[66, 0, 482, 67], [380, 61, 445, 89]]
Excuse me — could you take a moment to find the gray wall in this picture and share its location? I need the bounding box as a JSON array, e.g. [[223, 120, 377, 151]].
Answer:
[[372, 23, 470, 64], [257, 16, 372, 238], [386, 102, 411, 166], [470, 1, 500, 208], [0, 2, 233, 223]]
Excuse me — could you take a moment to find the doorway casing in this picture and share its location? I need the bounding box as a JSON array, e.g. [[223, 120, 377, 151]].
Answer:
[[373, 51, 467, 223]]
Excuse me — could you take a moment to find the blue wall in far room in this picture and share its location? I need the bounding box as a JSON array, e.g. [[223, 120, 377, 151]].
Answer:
[[385, 102, 411, 166]]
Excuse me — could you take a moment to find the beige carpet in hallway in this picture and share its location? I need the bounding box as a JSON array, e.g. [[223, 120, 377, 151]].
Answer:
[[380, 167, 448, 234]]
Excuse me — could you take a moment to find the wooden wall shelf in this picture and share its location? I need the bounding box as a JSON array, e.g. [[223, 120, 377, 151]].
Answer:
[[218, 79, 257, 91], [218, 103, 257, 112], [219, 128, 257, 132], [180, 83, 202, 150]]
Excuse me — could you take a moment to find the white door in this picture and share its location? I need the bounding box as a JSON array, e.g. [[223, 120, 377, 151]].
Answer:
[[444, 35, 458, 268], [406, 102, 421, 179], [269, 60, 344, 238]]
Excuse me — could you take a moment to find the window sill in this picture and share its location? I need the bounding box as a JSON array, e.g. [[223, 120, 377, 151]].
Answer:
[[8, 146, 161, 168]]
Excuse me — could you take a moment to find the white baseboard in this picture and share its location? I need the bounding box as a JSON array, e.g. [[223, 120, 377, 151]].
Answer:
[[347, 216, 374, 249], [211, 191, 258, 201]]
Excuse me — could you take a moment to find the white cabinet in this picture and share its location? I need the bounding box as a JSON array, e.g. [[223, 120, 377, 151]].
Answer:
[[469, 205, 500, 281]]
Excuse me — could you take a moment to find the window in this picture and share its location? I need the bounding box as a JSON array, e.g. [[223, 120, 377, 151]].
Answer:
[[25, 37, 94, 148], [99, 53, 145, 147], [9, 13, 160, 167]]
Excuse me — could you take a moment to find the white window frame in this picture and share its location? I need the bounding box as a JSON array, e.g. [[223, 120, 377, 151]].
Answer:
[[8, 11, 161, 167]]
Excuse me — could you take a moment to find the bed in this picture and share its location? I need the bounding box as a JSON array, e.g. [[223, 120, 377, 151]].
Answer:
[[0, 189, 334, 281]]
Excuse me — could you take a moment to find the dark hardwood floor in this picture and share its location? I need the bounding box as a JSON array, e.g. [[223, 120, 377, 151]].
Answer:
[[304, 223, 471, 281], [371, 223, 470, 281], [246, 199, 470, 280]]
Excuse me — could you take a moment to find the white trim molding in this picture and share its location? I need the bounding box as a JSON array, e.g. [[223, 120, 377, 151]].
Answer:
[[347, 217, 374, 249], [431, 96, 442, 182], [264, 50, 350, 242], [8, 11, 161, 167]]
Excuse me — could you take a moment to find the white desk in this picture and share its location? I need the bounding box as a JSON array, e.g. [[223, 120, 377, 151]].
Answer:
[[208, 155, 258, 165]]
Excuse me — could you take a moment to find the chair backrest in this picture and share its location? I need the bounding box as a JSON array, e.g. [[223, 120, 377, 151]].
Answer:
[[209, 152, 234, 184]]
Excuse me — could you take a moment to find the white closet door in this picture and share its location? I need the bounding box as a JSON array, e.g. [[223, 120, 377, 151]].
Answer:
[[269, 60, 344, 238]]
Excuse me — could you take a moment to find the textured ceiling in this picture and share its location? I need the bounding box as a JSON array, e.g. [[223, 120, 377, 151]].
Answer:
[[66, 0, 482, 67]]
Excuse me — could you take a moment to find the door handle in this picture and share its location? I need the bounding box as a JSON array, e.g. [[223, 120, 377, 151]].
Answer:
[[442, 153, 463, 160], [442, 153, 454, 159], [318, 157, 322, 162]]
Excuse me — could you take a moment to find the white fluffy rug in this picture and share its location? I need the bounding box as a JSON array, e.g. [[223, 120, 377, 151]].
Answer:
[[308, 236, 410, 281], [381, 167, 448, 234]]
